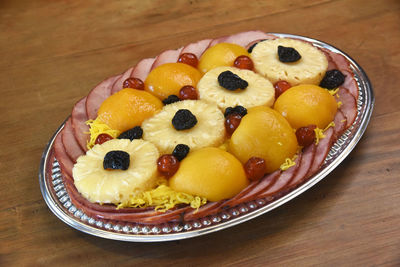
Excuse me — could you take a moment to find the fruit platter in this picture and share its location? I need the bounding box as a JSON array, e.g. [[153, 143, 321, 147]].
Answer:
[[39, 31, 374, 242]]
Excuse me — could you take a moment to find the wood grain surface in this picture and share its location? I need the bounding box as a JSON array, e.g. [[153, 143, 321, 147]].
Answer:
[[1, 0, 399, 266]]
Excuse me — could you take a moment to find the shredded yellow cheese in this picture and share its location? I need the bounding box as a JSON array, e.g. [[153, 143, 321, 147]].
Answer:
[[85, 118, 121, 149], [337, 101, 343, 108], [280, 154, 298, 171], [328, 88, 339, 96], [117, 179, 207, 212], [314, 122, 335, 145]]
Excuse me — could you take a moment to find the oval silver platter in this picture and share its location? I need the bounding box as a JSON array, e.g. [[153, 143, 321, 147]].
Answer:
[[39, 33, 374, 242]]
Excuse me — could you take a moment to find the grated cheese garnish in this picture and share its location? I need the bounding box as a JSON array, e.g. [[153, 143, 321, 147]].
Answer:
[[85, 118, 121, 149], [328, 88, 339, 96], [314, 121, 335, 145], [280, 154, 298, 171], [117, 179, 207, 212]]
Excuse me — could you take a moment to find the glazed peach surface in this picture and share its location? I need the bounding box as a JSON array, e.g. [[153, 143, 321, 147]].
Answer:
[[229, 106, 298, 174], [144, 63, 202, 100], [169, 147, 249, 202], [198, 43, 250, 74], [274, 84, 338, 129], [97, 88, 163, 132]]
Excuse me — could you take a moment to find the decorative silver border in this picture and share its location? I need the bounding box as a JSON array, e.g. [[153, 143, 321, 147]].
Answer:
[[39, 33, 374, 242]]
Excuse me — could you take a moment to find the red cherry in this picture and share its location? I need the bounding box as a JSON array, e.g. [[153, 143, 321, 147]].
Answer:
[[274, 80, 291, 97], [157, 154, 180, 178], [225, 114, 242, 135], [95, 134, 113, 145], [244, 157, 266, 181], [177, 53, 199, 68], [122, 77, 145, 90], [296, 125, 317, 147], [233, 55, 254, 70], [179, 85, 198, 100]]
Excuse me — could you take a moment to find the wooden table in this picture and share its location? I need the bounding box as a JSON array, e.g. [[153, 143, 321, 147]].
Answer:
[[1, 0, 399, 265]]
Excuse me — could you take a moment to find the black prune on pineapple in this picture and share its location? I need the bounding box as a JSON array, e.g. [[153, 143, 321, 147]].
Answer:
[[278, 45, 301, 62], [118, 126, 143, 140], [172, 109, 198, 130], [224, 105, 247, 118], [218, 71, 248, 91], [163, 95, 180, 105], [172, 144, 190, 161], [103, 150, 130, 170]]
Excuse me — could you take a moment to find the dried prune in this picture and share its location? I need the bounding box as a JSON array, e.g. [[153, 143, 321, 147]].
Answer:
[[103, 150, 130, 170], [172, 109, 198, 130], [319, 69, 345, 89], [172, 144, 190, 161], [224, 105, 247, 118], [218, 71, 248, 91], [278, 45, 301, 62], [163, 95, 180, 105], [118, 126, 143, 140]]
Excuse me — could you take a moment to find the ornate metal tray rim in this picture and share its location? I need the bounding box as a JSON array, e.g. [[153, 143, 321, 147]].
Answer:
[[39, 33, 374, 242]]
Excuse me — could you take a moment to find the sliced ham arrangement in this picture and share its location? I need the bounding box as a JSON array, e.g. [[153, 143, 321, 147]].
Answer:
[[87, 75, 122, 119], [52, 31, 359, 226]]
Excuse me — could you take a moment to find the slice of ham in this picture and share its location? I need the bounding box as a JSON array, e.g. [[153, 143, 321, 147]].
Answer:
[[111, 68, 133, 95], [333, 109, 347, 139], [71, 97, 89, 152], [258, 153, 302, 198], [222, 31, 278, 47], [207, 35, 229, 48], [321, 48, 338, 71], [324, 49, 359, 100], [61, 118, 84, 162], [328, 51, 351, 72], [336, 87, 357, 128], [307, 127, 335, 176], [225, 170, 281, 207], [131, 58, 155, 81], [341, 69, 359, 99], [181, 39, 212, 59], [208, 31, 277, 49], [245, 36, 278, 51], [150, 47, 183, 70], [53, 132, 74, 178], [86, 75, 121, 120], [183, 201, 222, 221], [286, 144, 316, 189]]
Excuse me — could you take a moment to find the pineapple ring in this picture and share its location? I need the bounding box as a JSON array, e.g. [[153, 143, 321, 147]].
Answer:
[[197, 66, 275, 111], [251, 38, 328, 86], [142, 100, 225, 154], [73, 139, 160, 204]]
